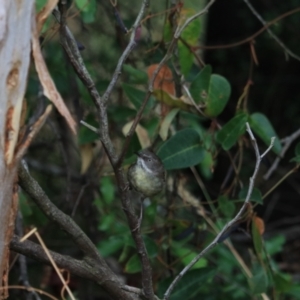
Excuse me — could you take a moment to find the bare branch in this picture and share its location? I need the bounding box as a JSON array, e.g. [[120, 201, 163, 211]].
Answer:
[[102, 0, 149, 105], [17, 162, 138, 300], [10, 236, 138, 300], [243, 0, 300, 62], [163, 123, 275, 300], [264, 128, 300, 179]]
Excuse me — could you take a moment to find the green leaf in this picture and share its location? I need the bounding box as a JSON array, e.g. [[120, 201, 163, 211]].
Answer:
[[205, 74, 231, 117], [218, 196, 235, 218], [97, 236, 125, 257], [178, 9, 202, 76], [157, 128, 204, 170], [171, 242, 207, 269], [249, 113, 282, 155], [123, 64, 148, 84], [238, 187, 263, 204], [100, 177, 115, 204], [216, 113, 248, 150], [159, 108, 180, 141], [265, 235, 285, 255], [290, 142, 300, 162], [248, 268, 268, 294], [157, 269, 215, 300], [189, 65, 212, 104], [125, 254, 141, 274], [122, 84, 154, 113], [144, 236, 158, 258], [295, 142, 300, 156], [75, 0, 97, 23], [273, 273, 292, 293]]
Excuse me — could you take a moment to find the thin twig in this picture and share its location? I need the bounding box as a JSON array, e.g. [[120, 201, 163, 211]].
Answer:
[[80, 120, 99, 133], [264, 128, 300, 179], [163, 123, 275, 300], [243, 0, 300, 62], [102, 0, 149, 105]]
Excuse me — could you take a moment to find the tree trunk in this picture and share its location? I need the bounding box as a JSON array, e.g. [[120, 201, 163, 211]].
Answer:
[[0, 0, 34, 294]]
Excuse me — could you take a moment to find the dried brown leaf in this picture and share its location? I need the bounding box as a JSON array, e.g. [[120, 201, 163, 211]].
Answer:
[[31, 20, 77, 134], [36, 0, 59, 33]]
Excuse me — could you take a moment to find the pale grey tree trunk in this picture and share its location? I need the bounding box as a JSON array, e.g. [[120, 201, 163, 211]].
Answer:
[[0, 0, 34, 293]]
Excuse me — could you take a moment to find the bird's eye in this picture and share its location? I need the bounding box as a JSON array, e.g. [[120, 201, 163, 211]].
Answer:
[[148, 159, 152, 162]]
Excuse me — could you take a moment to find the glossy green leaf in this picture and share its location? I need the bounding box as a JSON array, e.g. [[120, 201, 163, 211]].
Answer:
[[189, 65, 212, 104], [205, 74, 231, 117], [249, 113, 282, 155], [216, 113, 248, 150], [218, 196, 235, 218], [122, 84, 154, 113], [157, 128, 204, 170], [238, 187, 263, 204], [125, 254, 141, 273], [159, 108, 180, 141], [123, 64, 148, 84], [157, 269, 215, 300]]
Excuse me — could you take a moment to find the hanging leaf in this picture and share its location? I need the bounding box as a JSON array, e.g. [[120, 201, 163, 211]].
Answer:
[[205, 75, 231, 117], [159, 108, 180, 141], [238, 187, 263, 205], [249, 113, 282, 155], [157, 128, 204, 170], [147, 64, 175, 95], [189, 65, 212, 103], [178, 9, 202, 76], [218, 196, 235, 218], [153, 90, 190, 111], [122, 121, 151, 149], [216, 113, 248, 150], [189, 67, 231, 117]]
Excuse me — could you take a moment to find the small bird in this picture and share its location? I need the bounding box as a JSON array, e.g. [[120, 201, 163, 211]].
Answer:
[[128, 149, 166, 197]]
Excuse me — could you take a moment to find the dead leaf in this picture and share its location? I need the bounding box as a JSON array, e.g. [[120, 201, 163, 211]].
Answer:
[[15, 105, 53, 161], [147, 64, 175, 96], [253, 216, 265, 235], [80, 144, 94, 174], [36, 0, 59, 33], [122, 121, 151, 149], [159, 108, 179, 141], [31, 19, 77, 134]]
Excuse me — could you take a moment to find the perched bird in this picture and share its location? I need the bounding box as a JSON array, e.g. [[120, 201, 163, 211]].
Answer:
[[128, 149, 166, 197]]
